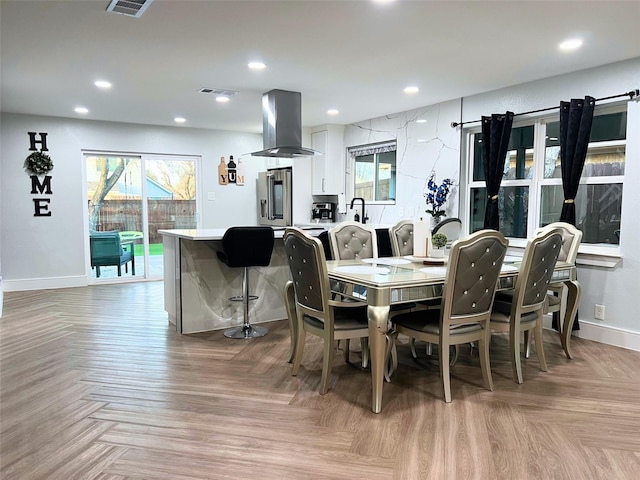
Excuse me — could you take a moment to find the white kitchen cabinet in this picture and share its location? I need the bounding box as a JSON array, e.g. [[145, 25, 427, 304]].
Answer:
[[311, 125, 345, 195]]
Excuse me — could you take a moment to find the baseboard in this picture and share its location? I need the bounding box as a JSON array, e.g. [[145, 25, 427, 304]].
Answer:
[[575, 320, 640, 352], [544, 315, 640, 352], [2, 275, 88, 292]]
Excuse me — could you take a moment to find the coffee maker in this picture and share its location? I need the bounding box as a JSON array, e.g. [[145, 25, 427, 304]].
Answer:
[[311, 202, 337, 223]]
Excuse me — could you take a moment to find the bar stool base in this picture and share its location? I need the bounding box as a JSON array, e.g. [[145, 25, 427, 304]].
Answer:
[[224, 324, 269, 339]]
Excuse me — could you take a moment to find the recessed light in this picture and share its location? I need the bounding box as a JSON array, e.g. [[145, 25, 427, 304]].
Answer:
[[559, 38, 583, 51], [174, 117, 186, 124], [417, 138, 427, 143], [248, 62, 266, 70], [416, 119, 427, 123], [94, 80, 112, 89], [327, 109, 339, 116], [404, 86, 419, 94], [75, 106, 88, 114], [216, 96, 230, 103]]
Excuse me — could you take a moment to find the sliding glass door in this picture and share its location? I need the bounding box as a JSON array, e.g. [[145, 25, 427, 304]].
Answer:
[[85, 153, 199, 282]]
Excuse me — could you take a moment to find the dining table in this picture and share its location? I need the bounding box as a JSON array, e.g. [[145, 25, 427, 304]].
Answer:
[[325, 254, 581, 414]]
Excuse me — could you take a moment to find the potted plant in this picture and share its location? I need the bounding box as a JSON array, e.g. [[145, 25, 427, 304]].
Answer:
[[431, 232, 448, 258]]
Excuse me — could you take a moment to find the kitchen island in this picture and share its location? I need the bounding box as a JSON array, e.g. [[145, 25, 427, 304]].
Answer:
[[159, 228, 324, 334]]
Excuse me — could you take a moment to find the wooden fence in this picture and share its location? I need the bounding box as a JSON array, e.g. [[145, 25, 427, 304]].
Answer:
[[94, 199, 196, 244]]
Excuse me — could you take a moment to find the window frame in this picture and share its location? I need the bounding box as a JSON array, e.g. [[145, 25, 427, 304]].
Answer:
[[349, 141, 397, 205], [465, 102, 626, 256]]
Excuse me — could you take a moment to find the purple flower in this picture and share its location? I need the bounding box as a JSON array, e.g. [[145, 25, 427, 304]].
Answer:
[[425, 173, 453, 218]]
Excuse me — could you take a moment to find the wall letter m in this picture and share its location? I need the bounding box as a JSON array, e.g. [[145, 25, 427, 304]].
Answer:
[[31, 175, 53, 194]]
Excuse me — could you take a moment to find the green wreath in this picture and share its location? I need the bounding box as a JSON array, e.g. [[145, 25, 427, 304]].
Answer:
[[24, 151, 54, 175]]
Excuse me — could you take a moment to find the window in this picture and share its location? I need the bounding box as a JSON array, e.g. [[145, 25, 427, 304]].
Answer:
[[467, 105, 626, 252], [349, 141, 397, 203]]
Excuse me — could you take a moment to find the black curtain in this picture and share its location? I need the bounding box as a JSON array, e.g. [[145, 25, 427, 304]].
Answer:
[[556, 96, 595, 331], [482, 112, 514, 230], [559, 96, 595, 224]]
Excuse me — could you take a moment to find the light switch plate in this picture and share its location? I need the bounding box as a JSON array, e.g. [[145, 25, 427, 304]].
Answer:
[[207, 192, 216, 201]]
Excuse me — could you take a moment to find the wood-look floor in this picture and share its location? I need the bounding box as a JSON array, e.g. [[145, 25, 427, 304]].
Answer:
[[1, 282, 640, 480]]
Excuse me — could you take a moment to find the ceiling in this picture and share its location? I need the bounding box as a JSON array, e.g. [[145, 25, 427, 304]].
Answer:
[[2, 0, 639, 134]]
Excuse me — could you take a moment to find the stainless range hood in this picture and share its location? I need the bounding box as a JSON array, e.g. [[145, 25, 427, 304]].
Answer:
[[251, 89, 319, 158]]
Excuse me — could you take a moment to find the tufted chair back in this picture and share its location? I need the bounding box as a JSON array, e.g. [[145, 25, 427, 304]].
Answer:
[[534, 222, 582, 264], [283, 227, 329, 314], [389, 220, 414, 256], [515, 228, 563, 310], [328, 221, 378, 260], [442, 230, 508, 323]]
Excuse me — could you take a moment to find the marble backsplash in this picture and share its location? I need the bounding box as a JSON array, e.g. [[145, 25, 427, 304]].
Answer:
[[344, 99, 462, 226]]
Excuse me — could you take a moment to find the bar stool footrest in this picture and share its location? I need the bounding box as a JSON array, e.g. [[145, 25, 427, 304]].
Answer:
[[229, 295, 259, 302]]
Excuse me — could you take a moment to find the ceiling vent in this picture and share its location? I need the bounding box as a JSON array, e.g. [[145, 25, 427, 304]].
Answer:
[[106, 0, 153, 18], [199, 88, 238, 97]]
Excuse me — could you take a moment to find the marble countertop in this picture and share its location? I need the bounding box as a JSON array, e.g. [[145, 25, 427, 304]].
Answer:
[[158, 226, 327, 240], [159, 221, 400, 240]]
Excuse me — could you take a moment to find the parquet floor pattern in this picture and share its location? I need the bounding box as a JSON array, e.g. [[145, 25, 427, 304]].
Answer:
[[1, 282, 639, 479]]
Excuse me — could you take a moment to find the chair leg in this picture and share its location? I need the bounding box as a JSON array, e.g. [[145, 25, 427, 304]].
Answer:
[[510, 322, 524, 384], [479, 324, 494, 392], [291, 317, 306, 376], [117, 265, 122, 276], [343, 339, 351, 364], [440, 336, 452, 403], [360, 338, 369, 368], [284, 282, 297, 363], [524, 330, 531, 358], [384, 332, 398, 382], [410, 337, 418, 358], [96, 266, 101, 278], [320, 336, 335, 395], [535, 313, 548, 372], [131, 256, 135, 276]]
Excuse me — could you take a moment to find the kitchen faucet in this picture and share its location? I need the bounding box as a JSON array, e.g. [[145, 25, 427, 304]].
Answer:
[[350, 197, 368, 224]]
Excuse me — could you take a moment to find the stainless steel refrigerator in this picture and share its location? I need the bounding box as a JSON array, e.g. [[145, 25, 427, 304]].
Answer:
[[257, 168, 292, 227]]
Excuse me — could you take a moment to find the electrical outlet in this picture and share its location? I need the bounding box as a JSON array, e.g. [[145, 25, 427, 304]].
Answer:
[[207, 192, 216, 201], [594, 304, 605, 321]]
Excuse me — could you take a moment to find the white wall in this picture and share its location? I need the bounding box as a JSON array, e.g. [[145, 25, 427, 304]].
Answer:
[[0, 113, 263, 290], [344, 99, 462, 225], [461, 58, 640, 349]]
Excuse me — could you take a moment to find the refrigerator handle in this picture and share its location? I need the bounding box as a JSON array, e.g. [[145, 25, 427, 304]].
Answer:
[[267, 174, 275, 220]]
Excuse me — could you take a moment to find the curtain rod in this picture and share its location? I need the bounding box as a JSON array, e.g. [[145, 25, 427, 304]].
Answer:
[[450, 88, 639, 128]]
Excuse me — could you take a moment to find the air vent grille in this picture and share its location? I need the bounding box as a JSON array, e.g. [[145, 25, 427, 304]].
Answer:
[[106, 0, 153, 18], [199, 88, 238, 97]]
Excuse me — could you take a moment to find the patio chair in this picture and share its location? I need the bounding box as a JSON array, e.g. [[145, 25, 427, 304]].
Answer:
[[90, 231, 135, 278]]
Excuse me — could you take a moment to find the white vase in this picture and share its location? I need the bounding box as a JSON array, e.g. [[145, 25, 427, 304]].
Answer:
[[431, 248, 445, 258], [430, 216, 443, 231]]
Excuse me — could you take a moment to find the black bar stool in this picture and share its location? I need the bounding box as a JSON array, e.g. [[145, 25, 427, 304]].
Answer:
[[217, 226, 275, 339]]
